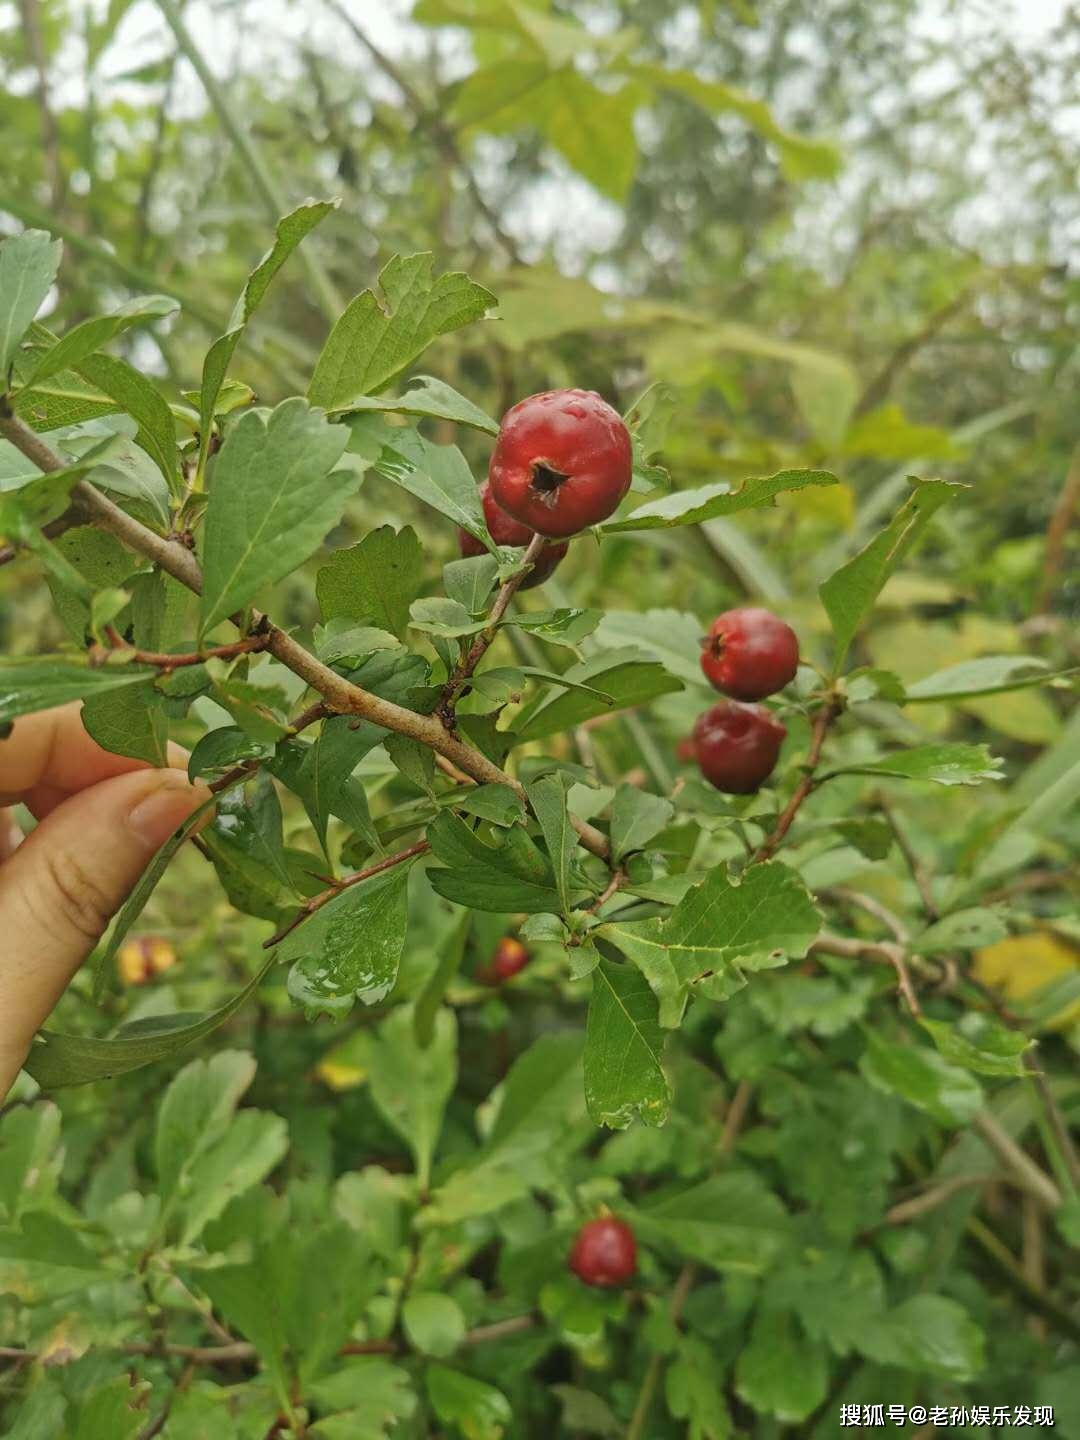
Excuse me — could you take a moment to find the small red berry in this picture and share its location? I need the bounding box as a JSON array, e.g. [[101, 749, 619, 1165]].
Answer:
[[692, 700, 787, 794], [569, 1217, 637, 1288], [488, 389, 632, 538], [492, 936, 530, 981], [700, 608, 799, 701], [458, 481, 569, 589]]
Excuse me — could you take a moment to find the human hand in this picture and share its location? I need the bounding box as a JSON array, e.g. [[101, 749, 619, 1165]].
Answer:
[[0, 705, 211, 1100]]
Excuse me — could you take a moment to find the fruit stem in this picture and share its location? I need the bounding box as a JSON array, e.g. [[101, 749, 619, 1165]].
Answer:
[[751, 693, 841, 863], [439, 532, 547, 719]]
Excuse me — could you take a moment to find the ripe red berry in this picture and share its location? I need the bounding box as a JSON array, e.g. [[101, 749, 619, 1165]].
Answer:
[[458, 481, 569, 589], [488, 389, 632, 538], [491, 936, 530, 981], [691, 700, 787, 794], [568, 1217, 637, 1288], [700, 608, 799, 701]]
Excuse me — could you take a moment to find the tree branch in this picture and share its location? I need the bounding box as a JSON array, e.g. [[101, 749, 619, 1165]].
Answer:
[[0, 412, 612, 862], [264, 840, 431, 947]]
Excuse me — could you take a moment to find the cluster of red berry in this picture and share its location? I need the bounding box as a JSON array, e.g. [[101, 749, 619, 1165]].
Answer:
[[686, 608, 799, 792], [458, 387, 633, 577]]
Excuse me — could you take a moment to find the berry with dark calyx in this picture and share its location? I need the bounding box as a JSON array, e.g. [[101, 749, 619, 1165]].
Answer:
[[488, 388, 632, 538], [458, 481, 569, 589], [569, 1216, 637, 1288], [692, 700, 787, 794], [491, 936, 530, 981], [700, 607, 799, 701]]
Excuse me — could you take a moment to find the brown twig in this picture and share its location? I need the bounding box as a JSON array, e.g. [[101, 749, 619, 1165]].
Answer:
[[970, 1110, 1063, 1212], [264, 840, 431, 947], [884, 1174, 995, 1224], [98, 630, 273, 672], [810, 931, 922, 1017], [440, 533, 547, 721], [752, 695, 841, 863]]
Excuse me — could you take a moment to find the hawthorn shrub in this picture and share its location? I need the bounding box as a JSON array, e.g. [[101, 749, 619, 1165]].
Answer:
[[0, 217, 1077, 1439]]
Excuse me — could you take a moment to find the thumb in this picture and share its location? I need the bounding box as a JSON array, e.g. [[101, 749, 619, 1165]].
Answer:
[[0, 767, 211, 1089]]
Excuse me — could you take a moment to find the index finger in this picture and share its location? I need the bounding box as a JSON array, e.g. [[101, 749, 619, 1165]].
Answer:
[[0, 703, 186, 806]]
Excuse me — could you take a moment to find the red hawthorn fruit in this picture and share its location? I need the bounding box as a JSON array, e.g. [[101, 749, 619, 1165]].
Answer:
[[700, 607, 800, 701], [568, 1216, 637, 1288], [488, 388, 632, 538], [491, 936, 530, 981], [692, 700, 787, 794], [458, 480, 569, 589]]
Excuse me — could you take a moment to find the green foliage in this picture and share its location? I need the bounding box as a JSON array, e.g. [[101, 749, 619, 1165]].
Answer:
[[0, 1, 1076, 1432]]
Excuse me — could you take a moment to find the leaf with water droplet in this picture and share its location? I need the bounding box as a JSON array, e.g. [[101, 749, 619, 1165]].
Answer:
[[276, 864, 413, 1020]]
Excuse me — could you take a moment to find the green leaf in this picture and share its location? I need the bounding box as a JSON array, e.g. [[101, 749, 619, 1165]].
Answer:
[[368, 1005, 457, 1190], [859, 1031, 983, 1126], [179, 1109, 289, 1245], [0, 229, 62, 373], [525, 773, 577, 917], [23, 958, 273, 1088], [76, 352, 179, 496], [70, 1375, 151, 1440], [819, 478, 962, 673], [414, 910, 470, 1048], [316, 525, 423, 639], [338, 373, 498, 432], [315, 620, 403, 665], [633, 1171, 790, 1273], [512, 648, 683, 742], [919, 1015, 1033, 1077], [585, 959, 671, 1129], [187, 724, 270, 781], [410, 595, 486, 638], [599, 469, 837, 533], [81, 679, 169, 766], [271, 715, 386, 854], [734, 1309, 828, 1423], [666, 1336, 732, 1439], [425, 1367, 512, 1440], [92, 791, 219, 998], [857, 1294, 984, 1381], [307, 1358, 418, 1440], [22, 294, 178, 387], [357, 420, 487, 538], [444, 553, 499, 614], [915, 906, 1009, 953], [610, 784, 675, 863], [203, 774, 296, 921], [200, 398, 351, 633], [427, 811, 564, 913], [402, 1293, 466, 1357], [308, 253, 495, 409], [0, 1102, 62, 1222], [903, 654, 1058, 702], [200, 199, 338, 439], [154, 1049, 257, 1205], [0, 656, 155, 727], [600, 862, 821, 1024], [511, 608, 602, 648], [276, 864, 412, 1019], [594, 608, 707, 687], [451, 783, 526, 827], [827, 743, 1004, 787]]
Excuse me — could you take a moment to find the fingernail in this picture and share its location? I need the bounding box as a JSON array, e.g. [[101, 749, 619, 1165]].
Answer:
[[127, 772, 209, 851]]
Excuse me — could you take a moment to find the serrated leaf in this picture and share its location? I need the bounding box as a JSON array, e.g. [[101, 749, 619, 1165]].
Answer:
[[450, 783, 526, 827], [337, 373, 498, 432], [610, 784, 675, 863], [632, 1171, 790, 1273], [734, 1309, 828, 1423], [200, 200, 337, 439], [828, 743, 1003, 787], [819, 478, 962, 673], [600, 862, 821, 1022], [308, 253, 494, 409], [200, 398, 350, 633], [0, 229, 62, 373], [919, 1015, 1033, 1077], [355, 419, 487, 538], [425, 1366, 511, 1440], [599, 469, 837, 533], [857, 1294, 984, 1381], [0, 656, 155, 726], [410, 595, 486, 638], [81, 679, 169, 766], [76, 351, 179, 496], [22, 294, 178, 387], [512, 647, 682, 742], [594, 608, 707, 687], [317, 525, 423, 639], [859, 1032, 983, 1126], [276, 864, 413, 1018], [585, 959, 671, 1129]]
